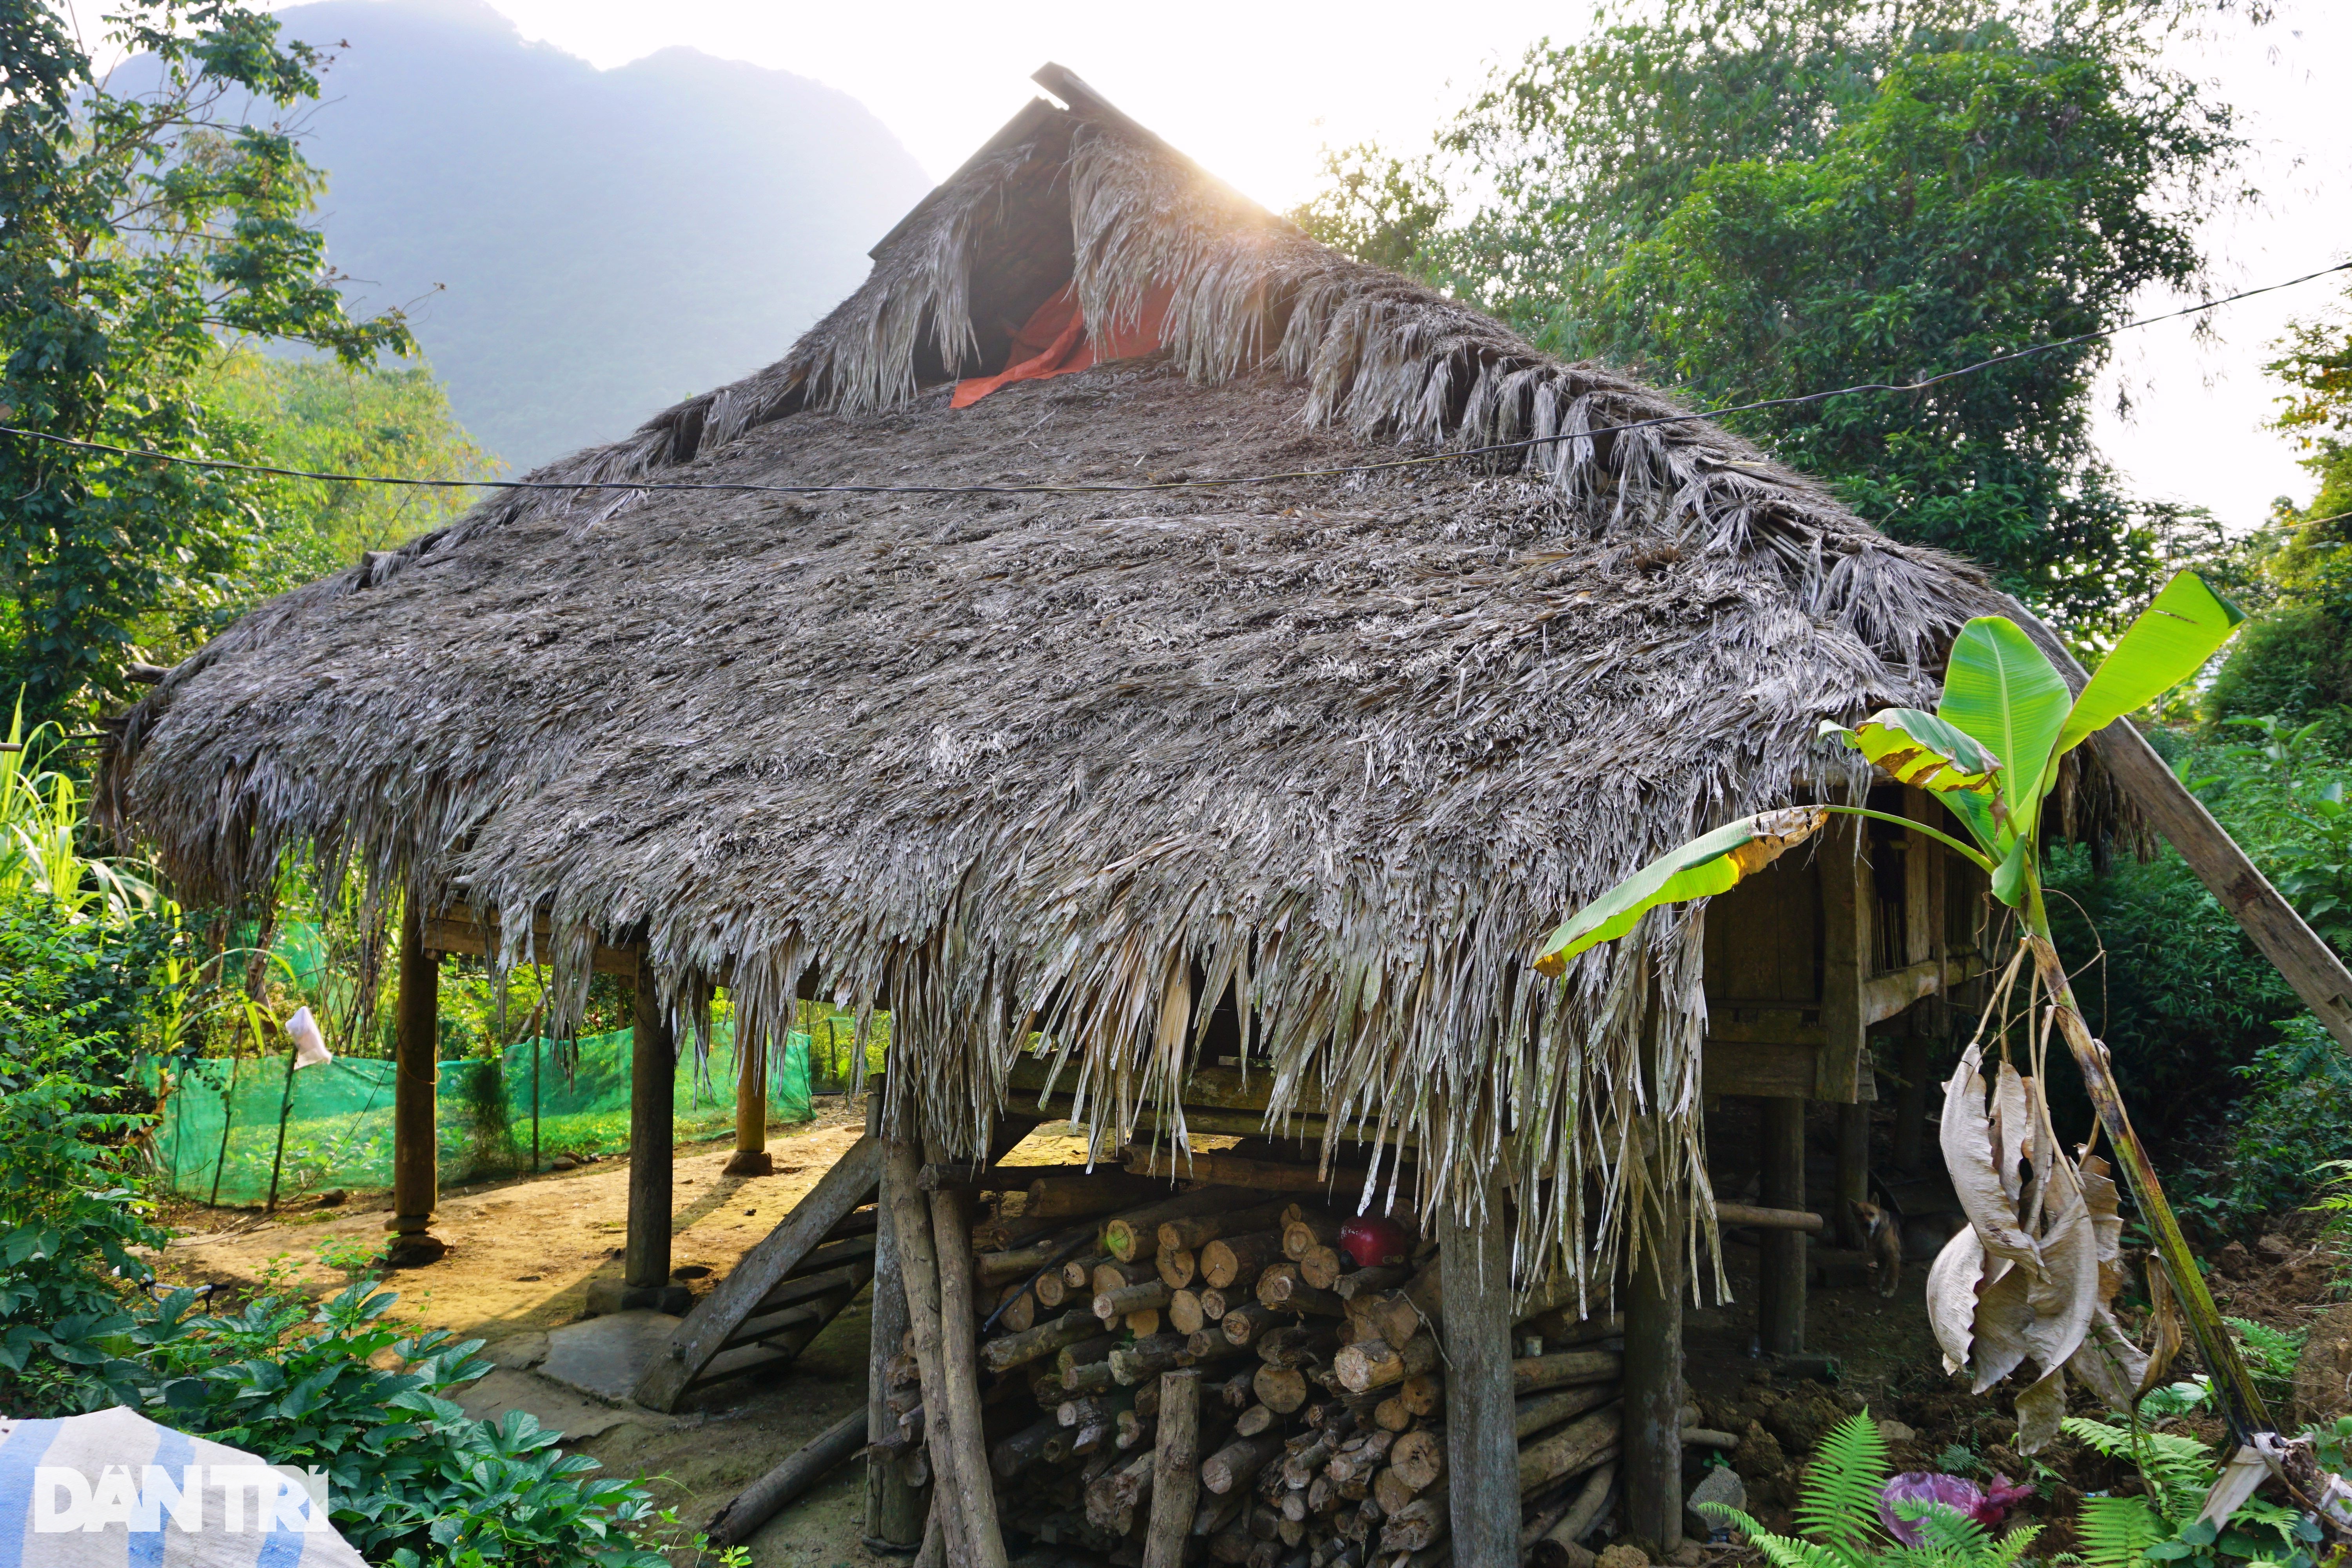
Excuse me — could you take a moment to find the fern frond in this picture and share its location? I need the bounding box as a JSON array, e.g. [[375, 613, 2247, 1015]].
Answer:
[[1909, 1502, 1995, 1561], [1729, 1518, 1849, 1568], [1793, 1410, 1894, 1558], [2075, 1496, 2167, 1568], [1989, 1523, 2043, 1567]]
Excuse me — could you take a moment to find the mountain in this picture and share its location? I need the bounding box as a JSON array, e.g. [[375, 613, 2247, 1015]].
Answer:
[[264, 0, 932, 470]]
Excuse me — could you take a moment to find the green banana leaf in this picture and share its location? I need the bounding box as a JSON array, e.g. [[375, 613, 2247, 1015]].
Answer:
[[1535, 806, 1829, 975], [1818, 709, 2002, 796], [2050, 571, 2245, 764], [1937, 617, 2071, 834]]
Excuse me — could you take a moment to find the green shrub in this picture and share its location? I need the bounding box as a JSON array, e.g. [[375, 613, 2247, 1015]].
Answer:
[[136, 1279, 668, 1566], [0, 894, 171, 1413]]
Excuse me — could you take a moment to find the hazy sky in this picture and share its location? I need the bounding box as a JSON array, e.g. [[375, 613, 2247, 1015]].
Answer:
[[171, 1, 2352, 528]]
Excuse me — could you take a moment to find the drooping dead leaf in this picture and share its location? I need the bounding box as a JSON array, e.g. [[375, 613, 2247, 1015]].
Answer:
[[2025, 1155, 2100, 1379], [1993, 1060, 2033, 1208], [2070, 1303, 2151, 1414], [2080, 1154, 2125, 1302], [1927, 1223, 1985, 1374], [1941, 1043, 2044, 1275], [2015, 1365, 2067, 1455], [1971, 1260, 2037, 1393]]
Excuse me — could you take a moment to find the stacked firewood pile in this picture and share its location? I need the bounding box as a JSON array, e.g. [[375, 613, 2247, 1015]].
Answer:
[[876, 1151, 1644, 1568]]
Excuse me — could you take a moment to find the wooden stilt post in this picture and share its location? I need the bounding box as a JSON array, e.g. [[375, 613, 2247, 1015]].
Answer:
[[926, 1139, 1009, 1568], [624, 958, 676, 1304], [726, 1032, 772, 1177], [1757, 1095, 1806, 1356], [1819, 813, 1871, 1248], [1622, 1141, 1685, 1554], [1836, 1102, 1871, 1247], [1895, 799, 1945, 1174], [882, 1135, 976, 1568], [388, 904, 443, 1263], [1440, 1167, 1517, 1568], [866, 1096, 925, 1551]]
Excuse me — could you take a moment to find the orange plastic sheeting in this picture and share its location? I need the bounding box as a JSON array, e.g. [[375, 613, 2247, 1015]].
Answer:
[[951, 281, 1174, 408]]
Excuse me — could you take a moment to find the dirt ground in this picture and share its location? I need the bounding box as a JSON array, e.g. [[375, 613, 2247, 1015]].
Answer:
[[151, 1102, 1106, 1566]]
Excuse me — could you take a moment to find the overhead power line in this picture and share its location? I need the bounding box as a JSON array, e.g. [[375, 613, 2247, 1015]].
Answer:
[[2, 260, 2347, 499]]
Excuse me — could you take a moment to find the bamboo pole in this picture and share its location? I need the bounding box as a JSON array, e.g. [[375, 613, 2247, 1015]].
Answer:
[[263, 1046, 297, 1213], [208, 1054, 238, 1208]]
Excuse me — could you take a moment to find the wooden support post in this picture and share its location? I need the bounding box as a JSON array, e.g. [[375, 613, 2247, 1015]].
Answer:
[[1836, 1102, 1871, 1249], [2088, 717, 2352, 1051], [865, 1099, 924, 1550], [625, 961, 675, 1296], [1621, 1148, 1685, 1554], [387, 904, 443, 1261], [1756, 1096, 1806, 1356], [1818, 813, 1871, 1247], [1895, 798, 1943, 1174], [883, 1136, 976, 1568], [726, 1033, 773, 1177], [926, 1161, 1009, 1568], [1439, 1171, 1516, 1568]]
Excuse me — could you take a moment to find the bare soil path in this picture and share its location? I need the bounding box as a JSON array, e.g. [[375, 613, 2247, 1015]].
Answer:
[[155, 1103, 909, 1564]]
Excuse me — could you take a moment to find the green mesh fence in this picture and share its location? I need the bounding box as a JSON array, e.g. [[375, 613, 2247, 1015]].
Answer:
[[142, 1027, 814, 1207]]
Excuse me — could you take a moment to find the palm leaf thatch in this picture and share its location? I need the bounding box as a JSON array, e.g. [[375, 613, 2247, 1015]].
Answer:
[[99, 74, 2073, 1299]]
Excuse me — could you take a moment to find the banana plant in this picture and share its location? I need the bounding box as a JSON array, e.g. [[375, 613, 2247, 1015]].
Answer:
[[1536, 571, 2279, 1451]]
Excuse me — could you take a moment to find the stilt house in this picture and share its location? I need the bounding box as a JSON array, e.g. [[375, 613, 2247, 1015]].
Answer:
[[99, 65, 2352, 1566]]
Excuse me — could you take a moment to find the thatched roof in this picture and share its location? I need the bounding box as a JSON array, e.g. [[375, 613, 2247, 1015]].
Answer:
[[103, 69, 2047, 1292]]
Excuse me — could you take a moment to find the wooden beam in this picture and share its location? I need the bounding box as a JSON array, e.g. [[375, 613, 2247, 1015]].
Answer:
[[1756, 1098, 1806, 1356], [1122, 1147, 1402, 1194], [2091, 720, 2352, 1051], [420, 913, 639, 976], [1700, 1041, 1817, 1099], [633, 1134, 884, 1410], [707, 1406, 869, 1545], [390, 905, 439, 1243], [1004, 1056, 1323, 1114], [1862, 956, 1980, 1027], [1439, 1172, 1516, 1568], [1715, 1202, 1822, 1233]]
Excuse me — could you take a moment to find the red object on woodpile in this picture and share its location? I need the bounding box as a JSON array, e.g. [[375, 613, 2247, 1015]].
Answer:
[[1339, 1216, 1412, 1268]]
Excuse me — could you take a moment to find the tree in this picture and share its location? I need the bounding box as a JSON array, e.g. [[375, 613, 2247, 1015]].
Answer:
[[191, 351, 494, 634], [1292, 2, 2241, 630], [2206, 284, 2352, 730], [0, 2, 413, 724]]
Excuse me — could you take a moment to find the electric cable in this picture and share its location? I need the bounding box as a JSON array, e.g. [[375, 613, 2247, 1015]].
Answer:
[[2, 260, 2345, 499]]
